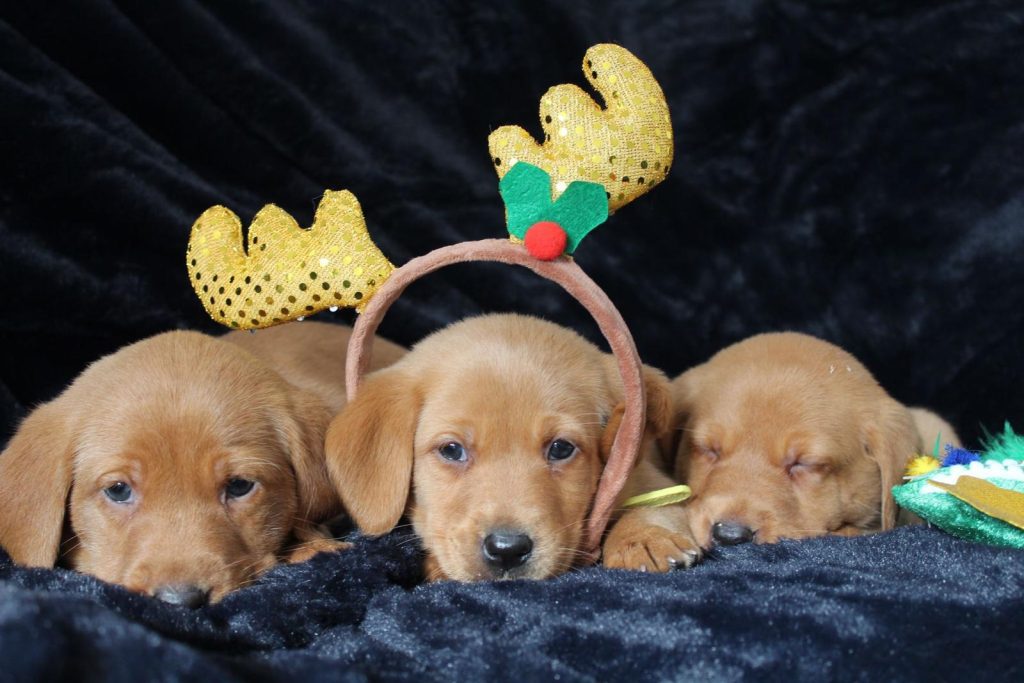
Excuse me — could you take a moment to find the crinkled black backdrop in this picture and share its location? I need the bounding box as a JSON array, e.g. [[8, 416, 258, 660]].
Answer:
[[1, 2, 1023, 681]]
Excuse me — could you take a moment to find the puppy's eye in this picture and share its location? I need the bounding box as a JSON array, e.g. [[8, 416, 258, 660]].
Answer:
[[103, 481, 133, 504], [224, 477, 256, 499], [438, 442, 467, 462], [786, 461, 826, 478], [546, 439, 577, 462], [697, 444, 719, 461]]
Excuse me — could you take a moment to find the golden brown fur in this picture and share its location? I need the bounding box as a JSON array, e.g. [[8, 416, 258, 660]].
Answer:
[[326, 314, 700, 581], [0, 321, 405, 603], [665, 332, 960, 549]]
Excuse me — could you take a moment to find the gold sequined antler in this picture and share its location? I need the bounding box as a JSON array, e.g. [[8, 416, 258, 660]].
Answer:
[[186, 190, 393, 330], [488, 44, 673, 213]]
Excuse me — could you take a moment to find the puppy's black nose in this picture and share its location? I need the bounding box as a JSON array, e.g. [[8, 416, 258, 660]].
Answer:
[[482, 531, 534, 571], [712, 521, 754, 546], [152, 584, 209, 608]]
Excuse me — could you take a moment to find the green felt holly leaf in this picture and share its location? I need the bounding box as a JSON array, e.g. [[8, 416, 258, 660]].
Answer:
[[499, 162, 609, 254]]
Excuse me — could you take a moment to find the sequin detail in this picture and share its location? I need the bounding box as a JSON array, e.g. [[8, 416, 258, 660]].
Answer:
[[186, 190, 393, 329]]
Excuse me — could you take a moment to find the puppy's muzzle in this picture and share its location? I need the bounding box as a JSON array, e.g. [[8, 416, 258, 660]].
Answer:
[[482, 530, 533, 574], [711, 521, 754, 546], [152, 584, 210, 608]]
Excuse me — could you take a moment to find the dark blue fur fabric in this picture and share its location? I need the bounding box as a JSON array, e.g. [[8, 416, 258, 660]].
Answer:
[[2, 528, 1023, 681], [2, 1, 1023, 680]]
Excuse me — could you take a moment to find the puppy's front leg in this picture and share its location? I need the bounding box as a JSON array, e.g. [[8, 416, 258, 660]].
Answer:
[[603, 457, 702, 572], [285, 521, 352, 564]]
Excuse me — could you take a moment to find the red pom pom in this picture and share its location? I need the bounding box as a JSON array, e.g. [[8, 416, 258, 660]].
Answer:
[[524, 221, 567, 260]]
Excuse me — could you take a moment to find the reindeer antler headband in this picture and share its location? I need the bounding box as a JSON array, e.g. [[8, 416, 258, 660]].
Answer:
[[186, 44, 673, 561]]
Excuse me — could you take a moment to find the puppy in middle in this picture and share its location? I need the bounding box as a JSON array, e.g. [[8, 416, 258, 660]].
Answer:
[[326, 314, 700, 580]]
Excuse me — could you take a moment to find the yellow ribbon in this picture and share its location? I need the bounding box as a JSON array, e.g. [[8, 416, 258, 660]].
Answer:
[[623, 484, 691, 509]]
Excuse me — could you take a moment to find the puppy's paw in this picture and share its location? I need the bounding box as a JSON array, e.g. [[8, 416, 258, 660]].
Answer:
[[286, 538, 352, 564], [603, 524, 701, 573]]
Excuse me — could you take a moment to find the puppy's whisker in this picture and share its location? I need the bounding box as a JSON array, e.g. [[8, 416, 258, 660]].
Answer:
[[556, 547, 594, 560], [222, 555, 263, 574], [289, 515, 328, 526], [237, 557, 271, 578], [59, 540, 83, 556], [553, 516, 587, 532]]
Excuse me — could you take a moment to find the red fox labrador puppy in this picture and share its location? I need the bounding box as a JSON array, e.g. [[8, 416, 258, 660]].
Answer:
[[0, 322, 404, 605], [665, 332, 960, 549], [326, 314, 700, 581]]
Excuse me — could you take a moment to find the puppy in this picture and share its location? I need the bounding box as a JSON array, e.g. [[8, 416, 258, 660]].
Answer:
[[666, 332, 960, 548], [326, 314, 700, 581], [0, 321, 404, 605]]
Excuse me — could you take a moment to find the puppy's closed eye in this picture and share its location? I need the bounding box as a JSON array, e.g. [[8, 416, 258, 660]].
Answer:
[[784, 460, 830, 479], [695, 443, 720, 462]]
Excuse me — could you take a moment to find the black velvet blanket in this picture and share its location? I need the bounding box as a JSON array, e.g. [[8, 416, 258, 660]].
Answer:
[[2, 527, 1023, 681], [2, 1, 1023, 680]]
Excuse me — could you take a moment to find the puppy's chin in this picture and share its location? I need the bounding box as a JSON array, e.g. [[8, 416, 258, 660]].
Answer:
[[434, 552, 559, 582], [426, 534, 578, 582], [689, 505, 843, 549], [83, 550, 279, 604]]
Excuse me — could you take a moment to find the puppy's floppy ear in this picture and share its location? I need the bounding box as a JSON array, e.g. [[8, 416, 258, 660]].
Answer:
[[862, 398, 920, 531], [659, 366, 702, 475], [600, 362, 673, 464], [0, 399, 76, 567], [278, 388, 342, 524], [325, 367, 419, 535]]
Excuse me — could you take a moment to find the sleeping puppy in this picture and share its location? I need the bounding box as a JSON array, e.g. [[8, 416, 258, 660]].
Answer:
[[326, 314, 700, 581], [0, 322, 405, 605], [666, 332, 960, 549]]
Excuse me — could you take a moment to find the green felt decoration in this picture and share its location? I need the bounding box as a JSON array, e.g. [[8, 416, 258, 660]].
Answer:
[[892, 424, 1024, 549], [499, 162, 609, 254], [982, 423, 1024, 462]]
